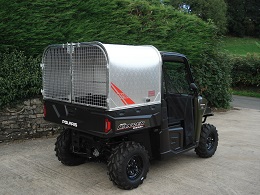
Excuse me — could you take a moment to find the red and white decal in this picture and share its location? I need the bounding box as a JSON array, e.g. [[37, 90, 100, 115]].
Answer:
[[111, 82, 135, 105], [148, 90, 155, 97]]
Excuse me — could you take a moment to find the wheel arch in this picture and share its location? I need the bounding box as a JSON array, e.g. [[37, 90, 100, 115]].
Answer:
[[127, 128, 159, 160]]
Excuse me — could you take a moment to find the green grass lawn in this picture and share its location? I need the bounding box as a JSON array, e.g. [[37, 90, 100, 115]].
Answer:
[[222, 36, 260, 56], [232, 89, 260, 98]]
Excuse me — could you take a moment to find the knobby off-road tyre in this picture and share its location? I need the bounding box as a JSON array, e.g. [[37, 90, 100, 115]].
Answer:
[[195, 124, 219, 158], [55, 129, 86, 166], [107, 141, 150, 190]]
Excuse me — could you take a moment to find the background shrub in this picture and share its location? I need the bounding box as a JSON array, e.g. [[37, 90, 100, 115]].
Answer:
[[194, 52, 232, 108], [0, 50, 41, 107], [230, 54, 260, 88]]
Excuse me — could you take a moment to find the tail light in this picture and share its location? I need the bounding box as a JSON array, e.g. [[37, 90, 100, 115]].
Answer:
[[104, 118, 112, 133], [43, 104, 47, 118]]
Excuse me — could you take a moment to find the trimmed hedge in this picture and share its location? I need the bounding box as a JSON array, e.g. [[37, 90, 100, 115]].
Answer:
[[230, 54, 260, 88], [0, 0, 232, 108], [0, 50, 41, 107], [0, 0, 219, 58]]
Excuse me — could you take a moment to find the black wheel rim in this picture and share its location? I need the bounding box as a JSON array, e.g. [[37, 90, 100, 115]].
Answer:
[[206, 132, 215, 151], [126, 155, 143, 180]]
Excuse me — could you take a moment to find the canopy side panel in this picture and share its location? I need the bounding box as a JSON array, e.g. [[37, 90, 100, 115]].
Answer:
[[104, 44, 162, 110]]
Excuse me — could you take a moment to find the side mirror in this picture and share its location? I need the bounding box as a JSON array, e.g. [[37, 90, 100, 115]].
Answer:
[[190, 83, 198, 92]]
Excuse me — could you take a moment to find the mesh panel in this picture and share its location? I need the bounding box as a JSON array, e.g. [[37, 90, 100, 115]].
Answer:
[[72, 46, 107, 108], [43, 47, 71, 102], [42, 44, 108, 108]]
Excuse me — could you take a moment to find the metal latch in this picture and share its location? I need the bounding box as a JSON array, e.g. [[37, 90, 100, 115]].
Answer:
[[66, 43, 76, 54], [40, 63, 44, 69]]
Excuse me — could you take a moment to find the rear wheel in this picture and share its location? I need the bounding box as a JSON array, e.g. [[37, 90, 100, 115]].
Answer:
[[107, 141, 149, 190], [55, 129, 86, 166], [195, 124, 218, 158]]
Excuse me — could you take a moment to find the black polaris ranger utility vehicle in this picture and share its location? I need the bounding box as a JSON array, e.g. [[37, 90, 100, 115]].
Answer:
[[41, 42, 218, 190]]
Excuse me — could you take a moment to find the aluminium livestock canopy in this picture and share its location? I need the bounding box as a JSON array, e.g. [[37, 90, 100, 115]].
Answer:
[[42, 42, 162, 110]]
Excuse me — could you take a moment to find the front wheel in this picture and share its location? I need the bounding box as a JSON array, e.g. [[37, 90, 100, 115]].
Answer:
[[107, 141, 149, 190], [195, 124, 218, 158]]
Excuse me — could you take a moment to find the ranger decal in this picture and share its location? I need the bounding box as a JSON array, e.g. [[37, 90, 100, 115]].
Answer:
[[117, 121, 145, 131]]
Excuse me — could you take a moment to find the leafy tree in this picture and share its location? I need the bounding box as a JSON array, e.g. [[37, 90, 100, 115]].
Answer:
[[226, 0, 260, 37], [243, 0, 260, 37], [226, 0, 246, 37], [169, 0, 228, 34]]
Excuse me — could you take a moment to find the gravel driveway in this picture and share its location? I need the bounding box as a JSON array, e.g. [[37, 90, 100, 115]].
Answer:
[[0, 106, 259, 194]]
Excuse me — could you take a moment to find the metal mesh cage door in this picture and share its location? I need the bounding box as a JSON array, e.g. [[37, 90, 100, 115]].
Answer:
[[42, 47, 71, 102], [71, 45, 108, 108], [43, 44, 108, 108]]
